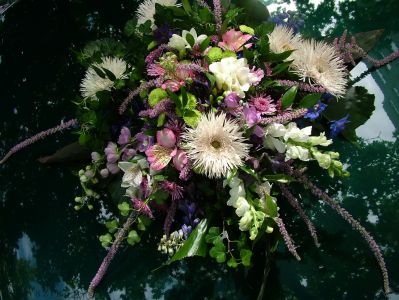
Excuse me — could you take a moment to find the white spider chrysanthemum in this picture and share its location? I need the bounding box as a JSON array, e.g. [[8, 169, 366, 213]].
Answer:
[[291, 39, 348, 96], [182, 112, 250, 179], [80, 57, 128, 100], [135, 0, 179, 28], [267, 25, 302, 59]]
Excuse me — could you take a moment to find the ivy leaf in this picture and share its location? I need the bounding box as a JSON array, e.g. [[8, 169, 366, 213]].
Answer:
[[240, 249, 252, 267], [168, 219, 209, 264], [227, 257, 238, 268], [127, 230, 141, 245], [99, 233, 113, 248], [105, 220, 118, 234], [299, 93, 321, 108], [205, 227, 221, 244], [281, 86, 298, 109], [118, 202, 131, 217]]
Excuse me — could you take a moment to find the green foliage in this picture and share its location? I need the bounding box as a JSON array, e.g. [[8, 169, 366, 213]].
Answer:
[[240, 249, 252, 267], [127, 230, 141, 245], [105, 220, 118, 234], [281, 86, 298, 109], [99, 233, 113, 248], [299, 93, 322, 108], [118, 202, 131, 217], [168, 219, 209, 264]]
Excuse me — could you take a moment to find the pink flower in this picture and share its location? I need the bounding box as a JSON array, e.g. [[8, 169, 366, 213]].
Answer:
[[218, 29, 253, 52], [147, 64, 166, 77], [131, 198, 154, 219], [157, 128, 176, 148], [224, 92, 240, 109], [118, 127, 131, 145], [145, 145, 176, 171], [161, 80, 184, 92], [250, 67, 264, 86], [250, 94, 277, 115], [173, 150, 188, 171]]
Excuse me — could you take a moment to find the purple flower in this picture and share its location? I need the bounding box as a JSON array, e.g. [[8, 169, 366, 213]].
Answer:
[[122, 148, 136, 161], [224, 93, 240, 109], [118, 127, 131, 146], [153, 24, 175, 44], [330, 115, 350, 138], [136, 132, 154, 152], [243, 106, 260, 127], [304, 101, 327, 120]]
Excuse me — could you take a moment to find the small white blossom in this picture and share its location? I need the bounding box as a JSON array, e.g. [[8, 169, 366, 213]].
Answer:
[[168, 28, 208, 51]]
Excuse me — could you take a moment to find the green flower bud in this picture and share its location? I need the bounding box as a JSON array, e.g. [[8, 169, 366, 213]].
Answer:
[[148, 88, 168, 107], [239, 25, 255, 35], [207, 47, 223, 62], [222, 50, 237, 59]]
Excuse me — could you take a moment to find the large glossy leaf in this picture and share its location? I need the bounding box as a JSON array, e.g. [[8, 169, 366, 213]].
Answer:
[[236, 0, 270, 27], [38, 142, 90, 164], [323, 86, 375, 142], [167, 219, 209, 264]]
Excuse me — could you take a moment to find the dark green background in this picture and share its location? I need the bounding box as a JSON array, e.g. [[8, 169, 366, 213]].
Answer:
[[0, 0, 398, 299]]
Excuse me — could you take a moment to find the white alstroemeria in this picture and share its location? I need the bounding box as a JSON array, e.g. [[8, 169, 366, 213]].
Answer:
[[283, 123, 312, 143], [209, 57, 259, 98], [239, 210, 253, 231], [168, 28, 208, 51], [263, 123, 287, 153], [118, 158, 149, 189], [308, 132, 332, 147], [235, 197, 251, 217], [285, 145, 311, 161]]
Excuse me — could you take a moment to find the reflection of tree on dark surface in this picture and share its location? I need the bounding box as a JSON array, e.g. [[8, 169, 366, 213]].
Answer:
[[1, 0, 398, 299]]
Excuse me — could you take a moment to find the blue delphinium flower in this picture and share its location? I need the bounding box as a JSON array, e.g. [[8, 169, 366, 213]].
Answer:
[[330, 115, 350, 137], [270, 11, 305, 33], [305, 101, 327, 120]]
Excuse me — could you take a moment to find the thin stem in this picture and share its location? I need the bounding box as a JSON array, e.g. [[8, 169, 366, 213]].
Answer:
[[87, 211, 136, 298]]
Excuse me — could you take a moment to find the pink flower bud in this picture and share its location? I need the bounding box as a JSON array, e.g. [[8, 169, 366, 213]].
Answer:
[[173, 150, 188, 171], [157, 128, 176, 149]]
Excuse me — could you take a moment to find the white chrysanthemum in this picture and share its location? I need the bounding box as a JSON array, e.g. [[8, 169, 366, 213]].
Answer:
[[267, 25, 302, 59], [209, 57, 259, 98], [136, 0, 179, 29], [80, 57, 128, 100], [291, 39, 348, 96], [182, 112, 250, 178]]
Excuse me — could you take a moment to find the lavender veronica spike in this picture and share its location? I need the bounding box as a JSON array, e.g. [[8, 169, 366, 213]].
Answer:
[[119, 78, 162, 115], [280, 163, 390, 294], [0, 118, 78, 165], [275, 217, 301, 261], [177, 63, 207, 74], [277, 80, 327, 93], [278, 183, 320, 247], [260, 108, 307, 125], [213, 0, 222, 35], [87, 212, 136, 298], [145, 44, 170, 64], [163, 198, 178, 237], [139, 98, 174, 118]]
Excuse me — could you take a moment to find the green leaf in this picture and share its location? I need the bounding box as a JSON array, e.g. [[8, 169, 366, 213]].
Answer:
[[205, 73, 216, 87], [99, 233, 113, 247], [240, 249, 252, 267], [157, 112, 167, 127], [205, 227, 221, 244], [255, 23, 275, 37], [299, 93, 321, 108], [168, 219, 209, 264], [265, 195, 277, 218], [281, 86, 298, 109], [102, 67, 117, 81], [271, 60, 293, 75], [181, 0, 192, 14], [265, 49, 294, 62], [124, 19, 137, 37], [262, 174, 293, 183], [186, 33, 195, 47], [227, 257, 238, 268], [118, 202, 131, 217], [127, 230, 141, 245], [91, 65, 106, 78], [200, 36, 211, 52], [236, 0, 269, 27], [183, 109, 202, 127], [105, 220, 118, 234]]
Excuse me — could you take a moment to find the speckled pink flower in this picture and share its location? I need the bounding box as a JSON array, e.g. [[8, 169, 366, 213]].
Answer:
[[218, 29, 253, 52]]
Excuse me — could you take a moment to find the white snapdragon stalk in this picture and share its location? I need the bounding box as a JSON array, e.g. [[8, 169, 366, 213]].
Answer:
[[209, 57, 259, 98], [263, 123, 287, 153], [168, 28, 208, 51]]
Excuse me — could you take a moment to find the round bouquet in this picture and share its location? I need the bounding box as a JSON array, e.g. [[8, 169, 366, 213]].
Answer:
[[2, 0, 398, 297]]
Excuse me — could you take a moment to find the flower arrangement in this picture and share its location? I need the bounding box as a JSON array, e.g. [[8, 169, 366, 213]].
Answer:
[[1, 0, 398, 297]]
